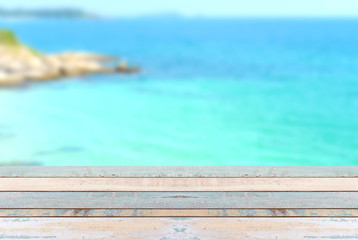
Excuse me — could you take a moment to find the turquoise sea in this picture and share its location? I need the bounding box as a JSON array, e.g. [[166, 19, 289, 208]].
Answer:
[[0, 18, 357, 166]]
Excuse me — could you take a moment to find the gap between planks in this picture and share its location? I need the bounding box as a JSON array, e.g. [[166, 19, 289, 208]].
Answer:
[[1, 177, 358, 191]]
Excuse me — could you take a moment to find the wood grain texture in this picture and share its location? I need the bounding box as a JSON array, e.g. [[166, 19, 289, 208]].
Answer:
[[1, 218, 358, 239], [1, 166, 358, 178], [1, 177, 358, 192], [2, 192, 358, 209], [2, 209, 358, 217]]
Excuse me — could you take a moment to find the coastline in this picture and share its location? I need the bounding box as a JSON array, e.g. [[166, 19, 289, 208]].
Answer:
[[0, 30, 140, 87]]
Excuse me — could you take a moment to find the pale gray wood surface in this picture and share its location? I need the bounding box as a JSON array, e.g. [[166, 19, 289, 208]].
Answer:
[[2, 209, 358, 217], [1, 218, 358, 239], [2, 177, 358, 191], [1, 166, 358, 177], [2, 192, 358, 209], [0, 167, 355, 238]]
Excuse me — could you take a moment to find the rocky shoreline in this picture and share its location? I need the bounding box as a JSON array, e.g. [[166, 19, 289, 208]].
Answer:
[[0, 30, 140, 87]]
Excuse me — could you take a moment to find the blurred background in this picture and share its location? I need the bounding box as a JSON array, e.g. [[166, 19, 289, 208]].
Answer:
[[0, 0, 357, 166]]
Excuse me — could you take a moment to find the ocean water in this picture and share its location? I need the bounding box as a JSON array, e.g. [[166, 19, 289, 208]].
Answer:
[[0, 18, 358, 166]]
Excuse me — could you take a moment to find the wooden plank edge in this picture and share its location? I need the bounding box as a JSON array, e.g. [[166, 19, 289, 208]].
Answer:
[[1, 166, 358, 178], [1, 209, 358, 217], [1, 178, 358, 191], [2, 192, 358, 209]]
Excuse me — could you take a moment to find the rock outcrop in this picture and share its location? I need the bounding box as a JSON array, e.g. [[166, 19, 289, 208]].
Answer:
[[0, 29, 140, 87]]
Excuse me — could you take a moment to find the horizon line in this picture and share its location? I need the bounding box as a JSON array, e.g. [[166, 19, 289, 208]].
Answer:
[[1, 6, 358, 19]]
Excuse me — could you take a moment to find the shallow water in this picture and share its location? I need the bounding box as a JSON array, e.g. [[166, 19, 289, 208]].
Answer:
[[0, 18, 358, 165]]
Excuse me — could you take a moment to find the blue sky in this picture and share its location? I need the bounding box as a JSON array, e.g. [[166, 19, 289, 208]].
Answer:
[[2, 0, 358, 17]]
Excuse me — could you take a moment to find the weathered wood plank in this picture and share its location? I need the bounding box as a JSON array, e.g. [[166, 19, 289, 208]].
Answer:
[[1, 218, 358, 239], [1, 177, 358, 192], [2, 192, 358, 209], [1, 166, 358, 178], [2, 209, 358, 217]]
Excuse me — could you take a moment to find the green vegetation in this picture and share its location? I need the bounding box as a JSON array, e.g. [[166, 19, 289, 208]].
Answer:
[[0, 29, 41, 55], [0, 29, 20, 46]]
